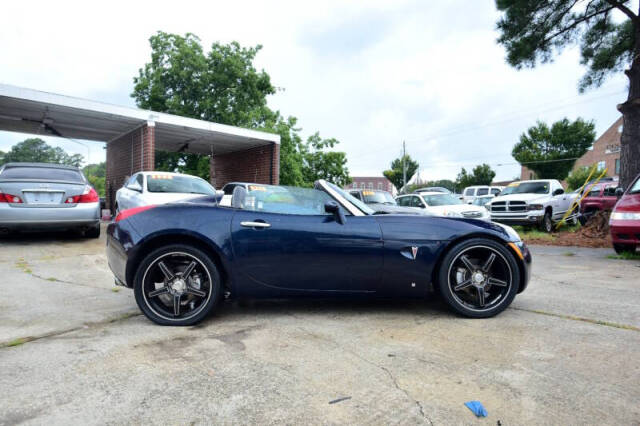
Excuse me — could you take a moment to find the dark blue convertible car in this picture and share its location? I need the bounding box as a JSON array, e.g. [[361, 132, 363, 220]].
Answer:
[[107, 180, 531, 325]]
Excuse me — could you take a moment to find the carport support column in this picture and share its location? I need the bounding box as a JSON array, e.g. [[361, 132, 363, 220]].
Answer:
[[105, 121, 156, 213]]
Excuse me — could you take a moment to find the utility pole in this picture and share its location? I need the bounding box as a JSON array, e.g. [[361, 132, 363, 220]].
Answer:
[[402, 140, 406, 189]]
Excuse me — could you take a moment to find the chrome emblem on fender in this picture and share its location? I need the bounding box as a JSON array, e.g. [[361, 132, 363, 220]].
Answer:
[[411, 246, 418, 260]]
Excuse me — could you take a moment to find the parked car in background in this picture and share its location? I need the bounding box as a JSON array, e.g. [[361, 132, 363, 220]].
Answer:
[[609, 173, 640, 254], [498, 182, 520, 196], [488, 179, 578, 232], [397, 192, 490, 221], [219, 182, 275, 207], [461, 186, 491, 204], [579, 181, 619, 222], [107, 179, 531, 325], [415, 186, 451, 194], [115, 172, 216, 214], [0, 162, 100, 237], [472, 194, 495, 209], [490, 186, 504, 196], [349, 189, 426, 214]]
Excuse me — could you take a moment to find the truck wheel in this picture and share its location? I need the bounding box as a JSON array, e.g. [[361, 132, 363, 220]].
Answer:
[[539, 211, 553, 233]]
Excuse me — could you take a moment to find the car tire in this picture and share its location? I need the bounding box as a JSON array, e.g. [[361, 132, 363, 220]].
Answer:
[[134, 244, 221, 326], [613, 243, 636, 255], [437, 238, 520, 318], [539, 210, 553, 233], [85, 224, 100, 239]]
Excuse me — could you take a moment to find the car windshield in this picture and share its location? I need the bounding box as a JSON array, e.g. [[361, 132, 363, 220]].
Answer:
[[500, 185, 519, 195], [146, 174, 216, 195], [422, 193, 463, 206], [0, 166, 83, 183], [362, 190, 396, 205], [323, 181, 375, 215], [472, 196, 492, 206], [239, 185, 332, 215], [511, 181, 550, 194], [629, 176, 640, 194]]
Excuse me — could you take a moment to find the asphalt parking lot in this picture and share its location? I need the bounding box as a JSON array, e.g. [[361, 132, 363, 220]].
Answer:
[[1, 224, 639, 425]]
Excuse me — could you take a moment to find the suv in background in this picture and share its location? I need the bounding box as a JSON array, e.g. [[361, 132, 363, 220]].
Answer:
[[461, 186, 491, 204], [579, 181, 619, 221], [488, 179, 577, 232]]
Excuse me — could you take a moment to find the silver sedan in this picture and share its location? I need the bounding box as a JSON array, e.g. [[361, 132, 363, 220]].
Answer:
[[0, 162, 101, 237]]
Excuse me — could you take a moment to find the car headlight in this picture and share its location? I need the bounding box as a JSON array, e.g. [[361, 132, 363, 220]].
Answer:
[[610, 212, 640, 220], [528, 204, 544, 211]]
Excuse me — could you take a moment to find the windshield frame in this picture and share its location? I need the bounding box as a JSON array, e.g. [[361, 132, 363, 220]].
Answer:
[[316, 180, 374, 215], [629, 175, 640, 194]]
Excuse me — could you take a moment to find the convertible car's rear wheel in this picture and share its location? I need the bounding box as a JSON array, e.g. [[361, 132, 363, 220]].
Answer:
[[134, 244, 221, 326], [438, 238, 520, 318]]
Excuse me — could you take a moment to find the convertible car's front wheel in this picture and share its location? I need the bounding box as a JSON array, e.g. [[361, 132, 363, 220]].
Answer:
[[437, 238, 520, 318], [134, 244, 221, 326]]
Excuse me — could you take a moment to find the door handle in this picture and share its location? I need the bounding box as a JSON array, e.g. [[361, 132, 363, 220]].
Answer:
[[240, 221, 271, 228]]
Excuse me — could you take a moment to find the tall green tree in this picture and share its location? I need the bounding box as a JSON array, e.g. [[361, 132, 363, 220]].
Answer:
[[456, 164, 497, 188], [495, 0, 640, 188], [83, 162, 106, 196], [131, 31, 349, 187], [383, 154, 419, 190], [512, 118, 596, 180], [0, 138, 83, 167]]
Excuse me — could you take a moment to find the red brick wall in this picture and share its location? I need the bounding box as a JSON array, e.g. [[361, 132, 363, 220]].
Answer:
[[105, 123, 155, 212], [346, 177, 396, 193], [209, 143, 279, 188]]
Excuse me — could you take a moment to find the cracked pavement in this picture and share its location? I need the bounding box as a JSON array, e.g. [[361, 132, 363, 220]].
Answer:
[[1, 226, 639, 424]]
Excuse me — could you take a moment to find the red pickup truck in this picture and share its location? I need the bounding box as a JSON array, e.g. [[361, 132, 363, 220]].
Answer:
[[579, 181, 619, 220]]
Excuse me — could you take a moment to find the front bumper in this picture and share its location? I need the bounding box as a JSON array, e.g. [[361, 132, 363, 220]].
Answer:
[[491, 211, 544, 226], [510, 241, 532, 293], [0, 202, 100, 230], [609, 220, 640, 245]]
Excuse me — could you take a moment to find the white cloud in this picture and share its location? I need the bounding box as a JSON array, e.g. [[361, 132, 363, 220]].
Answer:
[[0, 0, 630, 181]]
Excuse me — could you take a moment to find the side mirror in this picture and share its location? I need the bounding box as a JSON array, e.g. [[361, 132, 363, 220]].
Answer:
[[553, 188, 564, 196], [128, 182, 142, 192], [615, 187, 624, 198], [325, 201, 346, 224]]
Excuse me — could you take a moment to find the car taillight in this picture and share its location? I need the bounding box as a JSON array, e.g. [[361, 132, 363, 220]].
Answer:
[[115, 205, 157, 222], [65, 186, 99, 204], [0, 193, 23, 203]]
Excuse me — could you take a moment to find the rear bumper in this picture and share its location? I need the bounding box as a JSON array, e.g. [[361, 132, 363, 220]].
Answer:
[[0, 202, 100, 230], [610, 220, 640, 245]]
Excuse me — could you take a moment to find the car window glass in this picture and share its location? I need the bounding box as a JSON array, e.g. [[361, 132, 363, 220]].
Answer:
[[223, 184, 237, 195], [136, 174, 144, 187], [629, 177, 640, 193], [349, 191, 362, 200], [0, 166, 84, 182], [464, 188, 474, 196], [512, 182, 550, 194], [397, 197, 408, 206], [410, 196, 423, 207], [239, 185, 333, 215], [491, 188, 501, 195], [147, 174, 216, 195], [603, 186, 617, 196], [586, 185, 601, 197], [423, 194, 462, 206], [477, 188, 489, 196]]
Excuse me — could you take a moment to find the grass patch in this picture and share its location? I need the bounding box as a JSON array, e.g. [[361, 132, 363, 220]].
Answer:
[[512, 226, 555, 241], [607, 251, 640, 260], [46, 277, 58, 282], [111, 287, 121, 293], [15, 259, 32, 274], [563, 252, 576, 257]]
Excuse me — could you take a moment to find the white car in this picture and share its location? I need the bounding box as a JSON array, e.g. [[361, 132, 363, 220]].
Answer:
[[461, 185, 503, 203], [488, 179, 578, 232], [115, 171, 217, 213], [396, 192, 491, 221]]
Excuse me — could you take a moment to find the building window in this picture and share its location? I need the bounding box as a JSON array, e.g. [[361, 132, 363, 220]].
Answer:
[[368, 183, 373, 189], [615, 159, 620, 175], [378, 182, 383, 190], [597, 160, 606, 171], [360, 183, 365, 189]]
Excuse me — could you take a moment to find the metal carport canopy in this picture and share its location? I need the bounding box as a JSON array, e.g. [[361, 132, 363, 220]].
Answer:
[[0, 83, 280, 154]]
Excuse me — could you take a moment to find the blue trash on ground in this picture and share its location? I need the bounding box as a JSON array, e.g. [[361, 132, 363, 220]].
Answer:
[[464, 400, 488, 417]]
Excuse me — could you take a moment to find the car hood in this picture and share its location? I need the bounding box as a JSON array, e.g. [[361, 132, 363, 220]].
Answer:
[[614, 192, 640, 212], [368, 203, 429, 215], [491, 193, 549, 203]]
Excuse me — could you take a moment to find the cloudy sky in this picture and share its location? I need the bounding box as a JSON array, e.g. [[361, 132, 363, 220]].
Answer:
[[0, 0, 632, 181]]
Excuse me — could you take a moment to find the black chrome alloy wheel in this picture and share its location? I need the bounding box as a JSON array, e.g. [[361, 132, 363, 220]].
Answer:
[[438, 238, 520, 318], [134, 244, 220, 325]]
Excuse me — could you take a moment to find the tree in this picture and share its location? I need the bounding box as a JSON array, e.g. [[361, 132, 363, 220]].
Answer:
[[456, 163, 497, 188], [302, 133, 351, 187], [0, 138, 83, 167], [132, 31, 350, 186], [495, 0, 640, 189], [512, 118, 596, 180], [83, 162, 106, 196], [383, 155, 419, 190]]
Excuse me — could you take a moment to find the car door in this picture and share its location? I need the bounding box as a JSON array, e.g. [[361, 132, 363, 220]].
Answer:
[[230, 196, 383, 294]]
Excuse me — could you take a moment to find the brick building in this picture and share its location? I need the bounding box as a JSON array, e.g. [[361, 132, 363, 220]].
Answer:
[[346, 176, 396, 194], [0, 84, 280, 212], [521, 117, 622, 181]]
